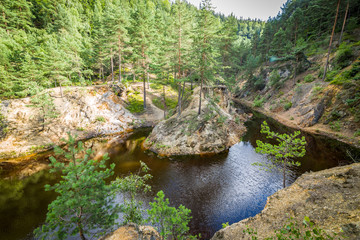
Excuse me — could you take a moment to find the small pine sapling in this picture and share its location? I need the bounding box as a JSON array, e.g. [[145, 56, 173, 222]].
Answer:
[[254, 121, 306, 188]]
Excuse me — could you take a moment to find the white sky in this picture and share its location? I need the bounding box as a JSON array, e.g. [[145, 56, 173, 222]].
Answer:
[[183, 0, 288, 21]]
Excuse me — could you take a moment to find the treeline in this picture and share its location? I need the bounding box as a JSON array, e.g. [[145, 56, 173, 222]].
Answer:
[[0, 0, 263, 98], [252, 0, 360, 61]]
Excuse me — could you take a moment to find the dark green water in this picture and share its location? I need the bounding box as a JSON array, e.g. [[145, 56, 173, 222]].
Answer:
[[0, 114, 358, 240]]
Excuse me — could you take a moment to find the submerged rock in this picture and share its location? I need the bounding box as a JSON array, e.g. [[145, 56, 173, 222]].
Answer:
[[143, 87, 249, 156], [211, 163, 360, 240]]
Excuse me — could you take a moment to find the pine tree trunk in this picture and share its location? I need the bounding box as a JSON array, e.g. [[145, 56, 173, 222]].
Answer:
[[322, 0, 341, 81], [177, 83, 182, 117], [147, 71, 150, 89], [198, 74, 203, 115], [111, 48, 114, 83], [118, 52, 122, 83], [283, 159, 287, 188], [59, 81, 63, 98], [339, 1, 349, 45], [163, 85, 167, 119], [143, 75, 147, 109]]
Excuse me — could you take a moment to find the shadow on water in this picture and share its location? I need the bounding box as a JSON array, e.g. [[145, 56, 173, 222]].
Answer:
[[0, 115, 359, 240]]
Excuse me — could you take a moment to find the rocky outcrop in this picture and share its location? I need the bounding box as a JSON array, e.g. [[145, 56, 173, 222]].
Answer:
[[143, 87, 249, 156], [0, 85, 136, 159], [211, 163, 360, 240], [99, 224, 160, 240]]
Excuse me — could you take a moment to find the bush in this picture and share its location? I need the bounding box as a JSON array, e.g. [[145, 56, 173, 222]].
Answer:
[[334, 42, 354, 69], [329, 121, 341, 132], [253, 96, 265, 108], [148, 191, 195, 240], [95, 116, 106, 122], [269, 70, 281, 87], [304, 74, 315, 83], [284, 101, 292, 111]]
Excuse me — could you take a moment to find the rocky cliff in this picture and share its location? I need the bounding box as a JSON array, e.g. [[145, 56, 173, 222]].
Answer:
[[211, 163, 360, 240], [0, 85, 136, 160], [143, 87, 250, 156]]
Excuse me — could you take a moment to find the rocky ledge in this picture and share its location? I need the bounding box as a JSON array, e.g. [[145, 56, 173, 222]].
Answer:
[[211, 163, 360, 240], [0, 85, 136, 160], [99, 224, 160, 240], [143, 87, 250, 156]]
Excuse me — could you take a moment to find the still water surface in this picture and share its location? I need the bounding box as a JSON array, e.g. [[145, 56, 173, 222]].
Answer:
[[0, 115, 356, 239]]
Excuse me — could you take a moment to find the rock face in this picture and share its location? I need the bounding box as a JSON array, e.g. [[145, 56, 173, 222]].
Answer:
[[99, 224, 160, 240], [211, 163, 360, 240], [143, 87, 249, 156], [0, 85, 136, 159]]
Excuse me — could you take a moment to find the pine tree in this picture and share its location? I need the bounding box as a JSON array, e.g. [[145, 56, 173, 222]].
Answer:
[[194, 0, 219, 115], [34, 134, 121, 240]]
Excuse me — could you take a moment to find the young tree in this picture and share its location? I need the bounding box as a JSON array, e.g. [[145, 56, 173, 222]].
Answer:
[[30, 91, 59, 131], [115, 161, 152, 225], [254, 121, 306, 188], [34, 134, 121, 240], [148, 190, 194, 240]]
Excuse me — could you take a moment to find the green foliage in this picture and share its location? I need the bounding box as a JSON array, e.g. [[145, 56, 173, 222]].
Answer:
[[354, 130, 360, 137], [334, 42, 354, 69], [253, 96, 265, 108], [34, 134, 120, 240], [304, 74, 315, 83], [152, 96, 178, 111], [244, 216, 340, 239], [254, 121, 306, 188], [269, 70, 282, 89], [95, 116, 106, 123], [126, 91, 144, 113], [222, 222, 230, 229], [329, 121, 341, 132], [147, 190, 195, 240], [115, 161, 152, 225], [284, 102, 292, 111]]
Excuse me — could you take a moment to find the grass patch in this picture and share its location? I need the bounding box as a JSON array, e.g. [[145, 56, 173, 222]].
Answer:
[[304, 74, 315, 83], [152, 96, 178, 111], [95, 116, 106, 123], [126, 90, 144, 113]]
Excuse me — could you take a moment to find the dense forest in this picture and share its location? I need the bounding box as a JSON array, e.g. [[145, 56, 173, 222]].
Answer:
[[0, 0, 264, 99], [1, 0, 360, 99]]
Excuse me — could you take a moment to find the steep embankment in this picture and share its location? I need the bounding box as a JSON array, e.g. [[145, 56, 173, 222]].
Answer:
[[143, 87, 250, 156], [236, 33, 360, 148], [211, 163, 360, 240]]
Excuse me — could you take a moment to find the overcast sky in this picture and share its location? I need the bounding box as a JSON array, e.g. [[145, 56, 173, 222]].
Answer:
[[183, 0, 288, 21]]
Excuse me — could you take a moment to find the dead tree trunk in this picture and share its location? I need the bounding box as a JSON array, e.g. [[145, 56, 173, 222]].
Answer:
[[339, 1, 349, 45], [322, 0, 341, 81]]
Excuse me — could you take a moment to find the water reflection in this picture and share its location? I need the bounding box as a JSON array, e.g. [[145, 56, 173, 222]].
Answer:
[[0, 116, 357, 240]]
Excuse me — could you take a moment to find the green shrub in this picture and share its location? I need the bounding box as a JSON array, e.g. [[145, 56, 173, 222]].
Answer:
[[253, 96, 265, 108], [95, 116, 106, 122], [324, 70, 339, 82], [329, 121, 341, 132], [354, 130, 360, 137], [334, 42, 354, 69], [304, 74, 315, 83], [150, 83, 163, 90], [269, 70, 281, 88], [148, 191, 195, 240], [284, 101, 292, 111]]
